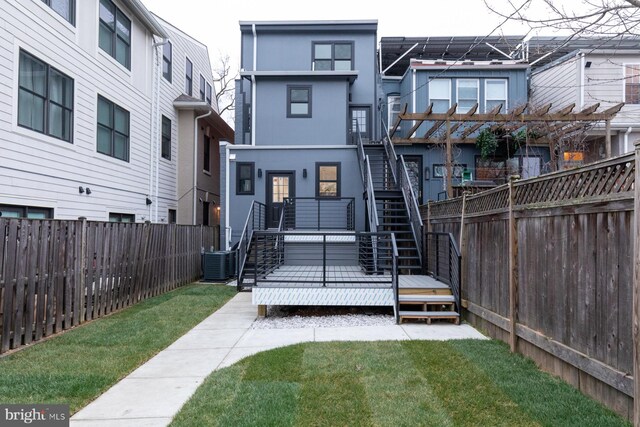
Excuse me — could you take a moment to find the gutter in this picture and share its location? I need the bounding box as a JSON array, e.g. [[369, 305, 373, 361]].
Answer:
[[126, 0, 169, 38], [152, 38, 170, 222], [224, 142, 231, 250], [193, 110, 212, 224]]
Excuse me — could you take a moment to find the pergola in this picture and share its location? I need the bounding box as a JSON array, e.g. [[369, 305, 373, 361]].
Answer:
[[389, 102, 624, 197]]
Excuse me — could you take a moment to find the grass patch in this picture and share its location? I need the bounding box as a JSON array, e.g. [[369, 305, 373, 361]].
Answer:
[[0, 283, 235, 413], [172, 340, 629, 427]]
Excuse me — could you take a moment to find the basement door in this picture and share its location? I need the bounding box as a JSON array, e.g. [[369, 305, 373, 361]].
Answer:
[[266, 172, 295, 228]]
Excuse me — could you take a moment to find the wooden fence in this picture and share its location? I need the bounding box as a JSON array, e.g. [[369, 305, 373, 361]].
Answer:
[[424, 152, 636, 421], [0, 220, 217, 354]]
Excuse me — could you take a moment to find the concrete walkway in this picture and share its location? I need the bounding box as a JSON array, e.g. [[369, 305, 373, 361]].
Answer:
[[71, 292, 486, 427]]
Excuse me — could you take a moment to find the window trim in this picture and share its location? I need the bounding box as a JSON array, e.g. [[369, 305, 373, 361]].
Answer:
[[18, 49, 74, 143], [206, 82, 212, 105], [387, 94, 401, 127], [109, 212, 135, 223], [236, 162, 255, 195], [199, 74, 206, 101], [0, 204, 53, 219], [456, 78, 479, 113], [41, 0, 76, 26], [428, 79, 451, 112], [316, 162, 341, 198], [623, 63, 640, 105], [287, 85, 312, 118], [185, 57, 193, 96], [97, 95, 130, 162], [98, 0, 131, 70], [162, 41, 172, 82], [432, 164, 467, 179], [484, 79, 508, 113], [312, 41, 354, 71], [161, 115, 171, 161]]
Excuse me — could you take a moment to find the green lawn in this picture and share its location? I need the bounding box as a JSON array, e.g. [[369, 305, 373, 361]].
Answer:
[[0, 283, 235, 413], [172, 340, 629, 427]]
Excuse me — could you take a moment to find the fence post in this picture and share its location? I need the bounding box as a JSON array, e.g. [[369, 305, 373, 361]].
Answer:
[[459, 192, 468, 308], [633, 140, 640, 426], [79, 217, 87, 323], [508, 176, 519, 352]]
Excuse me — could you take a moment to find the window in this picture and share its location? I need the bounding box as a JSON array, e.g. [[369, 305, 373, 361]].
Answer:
[[203, 135, 210, 172], [161, 115, 171, 160], [202, 202, 210, 226], [109, 213, 135, 223], [162, 41, 172, 82], [97, 95, 129, 161], [206, 83, 212, 105], [41, 0, 75, 25], [485, 79, 508, 112], [236, 162, 255, 195], [428, 79, 451, 113], [457, 79, 479, 113], [316, 163, 341, 198], [433, 164, 467, 179], [388, 95, 401, 127], [625, 64, 640, 104], [18, 50, 74, 142], [0, 204, 52, 219], [313, 42, 353, 71], [168, 209, 176, 223], [287, 85, 311, 118], [200, 75, 206, 101], [99, 0, 131, 69], [185, 58, 193, 95]]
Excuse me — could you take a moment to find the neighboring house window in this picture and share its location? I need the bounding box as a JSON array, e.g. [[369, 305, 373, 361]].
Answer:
[[388, 95, 401, 127], [202, 202, 210, 226], [287, 85, 311, 118], [236, 162, 255, 195], [41, 0, 75, 25], [161, 115, 171, 160], [185, 58, 193, 95], [485, 79, 508, 112], [109, 213, 135, 222], [625, 64, 640, 104], [162, 41, 172, 82], [0, 204, 52, 219], [457, 79, 479, 113], [97, 95, 130, 161], [428, 79, 451, 113], [168, 209, 176, 223], [206, 83, 212, 105], [203, 135, 210, 172], [98, 0, 131, 69], [200, 75, 206, 100], [313, 42, 353, 71], [316, 163, 341, 198], [433, 164, 467, 179], [18, 50, 74, 142]]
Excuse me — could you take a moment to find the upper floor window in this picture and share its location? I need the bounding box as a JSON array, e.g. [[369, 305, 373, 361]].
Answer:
[[313, 42, 353, 71], [203, 135, 211, 172], [287, 85, 311, 118], [162, 42, 172, 82], [388, 95, 401, 127], [0, 204, 53, 219], [199, 75, 206, 101], [485, 79, 508, 112], [99, 0, 131, 70], [18, 50, 74, 143], [206, 82, 212, 105], [41, 0, 75, 25], [185, 58, 193, 95], [161, 115, 171, 160], [97, 95, 129, 161], [428, 79, 451, 113], [625, 64, 640, 104], [457, 79, 479, 113]]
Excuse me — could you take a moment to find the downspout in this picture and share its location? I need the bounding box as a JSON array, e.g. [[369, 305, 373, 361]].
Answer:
[[193, 110, 212, 224], [224, 143, 231, 250], [251, 24, 257, 146], [412, 68, 417, 133], [578, 52, 585, 109], [152, 38, 170, 222], [625, 127, 633, 153]]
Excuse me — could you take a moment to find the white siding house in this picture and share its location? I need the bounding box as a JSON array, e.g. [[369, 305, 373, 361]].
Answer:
[[0, 0, 233, 229]]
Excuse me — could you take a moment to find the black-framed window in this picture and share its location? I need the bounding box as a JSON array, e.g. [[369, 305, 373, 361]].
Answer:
[[199, 75, 206, 100], [97, 95, 129, 161], [185, 58, 193, 95], [236, 162, 255, 195], [41, 0, 75, 25], [99, 0, 131, 69], [206, 82, 212, 105], [203, 135, 211, 172], [433, 164, 467, 178], [162, 41, 172, 82], [202, 202, 210, 226], [109, 212, 135, 223], [287, 85, 311, 118], [18, 50, 74, 142], [313, 42, 353, 71], [0, 204, 52, 219], [161, 115, 171, 160], [168, 209, 176, 223], [316, 163, 341, 198]]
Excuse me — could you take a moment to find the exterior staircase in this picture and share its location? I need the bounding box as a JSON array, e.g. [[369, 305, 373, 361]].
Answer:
[[397, 277, 460, 324]]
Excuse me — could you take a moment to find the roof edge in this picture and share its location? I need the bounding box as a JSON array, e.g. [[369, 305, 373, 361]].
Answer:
[[125, 0, 169, 38]]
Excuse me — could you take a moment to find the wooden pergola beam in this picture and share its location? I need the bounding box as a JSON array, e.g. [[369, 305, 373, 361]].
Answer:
[[422, 104, 458, 139], [389, 103, 408, 138], [398, 111, 620, 123], [459, 122, 484, 140], [405, 103, 433, 138]]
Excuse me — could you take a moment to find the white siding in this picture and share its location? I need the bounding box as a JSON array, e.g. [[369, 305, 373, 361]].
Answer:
[[530, 54, 580, 111]]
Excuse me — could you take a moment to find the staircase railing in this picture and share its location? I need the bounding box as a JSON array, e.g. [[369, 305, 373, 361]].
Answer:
[[236, 201, 266, 290], [425, 231, 461, 310], [391, 233, 399, 323], [365, 156, 380, 271], [282, 197, 356, 231]]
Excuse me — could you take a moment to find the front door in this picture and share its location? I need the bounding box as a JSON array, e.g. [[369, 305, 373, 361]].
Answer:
[[350, 106, 371, 143], [266, 172, 295, 228]]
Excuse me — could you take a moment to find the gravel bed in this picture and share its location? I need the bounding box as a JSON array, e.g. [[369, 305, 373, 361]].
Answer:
[[251, 306, 395, 329]]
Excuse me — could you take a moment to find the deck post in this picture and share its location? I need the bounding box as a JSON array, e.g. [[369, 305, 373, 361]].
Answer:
[[508, 176, 519, 352], [322, 234, 327, 287], [459, 192, 468, 308], [445, 119, 453, 199], [633, 140, 640, 426]]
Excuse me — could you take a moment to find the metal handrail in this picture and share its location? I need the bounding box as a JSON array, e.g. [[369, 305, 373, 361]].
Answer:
[[425, 231, 461, 310], [390, 233, 400, 324], [236, 201, 266, 290], [398, 155, 423, 264], [282, 197, 356, 231]]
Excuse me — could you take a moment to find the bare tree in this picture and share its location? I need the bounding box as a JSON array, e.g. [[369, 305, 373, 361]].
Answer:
[[212, 54, 237, 121]]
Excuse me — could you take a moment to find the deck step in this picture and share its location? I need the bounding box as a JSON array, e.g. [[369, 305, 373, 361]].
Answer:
[[399, 311, 460, 324], [399, 295, 455, 303]]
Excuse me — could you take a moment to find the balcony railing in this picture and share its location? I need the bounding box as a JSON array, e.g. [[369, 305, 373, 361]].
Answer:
[[282, 197, 355, 231]]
